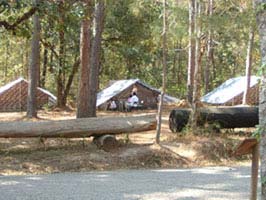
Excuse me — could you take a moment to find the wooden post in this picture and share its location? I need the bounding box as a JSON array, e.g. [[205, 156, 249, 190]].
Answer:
[[234, 138, 259, 200], [251, 142, 259, 200]]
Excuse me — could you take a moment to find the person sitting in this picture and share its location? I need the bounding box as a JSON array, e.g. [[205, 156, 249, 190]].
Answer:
[[127, 94, 132, 103], [125, 95, 132, 112], [131, 92, 139, 107], [108, 98, 117, 111]]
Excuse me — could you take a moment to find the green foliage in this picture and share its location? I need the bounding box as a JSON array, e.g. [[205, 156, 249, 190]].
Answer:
[[100, 0, 162, 87], [255, 2, 266, 14], [0, 0, 261, 105], [262, 176, 266, 186], [251, 124, 266, 140], [257, 62, 266, 76]]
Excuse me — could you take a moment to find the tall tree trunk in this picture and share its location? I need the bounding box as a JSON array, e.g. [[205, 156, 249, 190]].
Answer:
[[24, 39, 29, 79], [204, 0, 213, 94], [56, 0, 66, 108], [36, 51, 40, 87], [211, 49, 216, 87], [187, 0, 196, 104], [177, 39, 183, 86], [62, 58, 80, 106], [27, 0, 40, 118], [156, 0, 167, 144], [191, 1, 203, 131], [49, 50, 54, 73], [40, 48, 48, 88], [172, 43, 179, 84], [242, 26, 254, 105], [77, 0, 92, 118], [88, 0, 105, 117], [254, 0, 266, 198], [5, 38, 9, 81]]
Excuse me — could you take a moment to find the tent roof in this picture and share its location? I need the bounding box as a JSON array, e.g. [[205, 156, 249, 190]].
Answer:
[[0, 77, 57, 101], [201, 76, 259, 104], [0, 77, 24, 95], [97, 79, 179, 107]]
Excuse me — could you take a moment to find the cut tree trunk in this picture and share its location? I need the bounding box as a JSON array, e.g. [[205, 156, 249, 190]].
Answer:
[[0, 114, 156, 138], [93, 135, 118, 152], [169, 107, 258, 132]]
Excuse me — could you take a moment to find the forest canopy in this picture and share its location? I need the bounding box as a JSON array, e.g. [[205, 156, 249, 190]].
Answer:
[[0, 0, 259, 105]]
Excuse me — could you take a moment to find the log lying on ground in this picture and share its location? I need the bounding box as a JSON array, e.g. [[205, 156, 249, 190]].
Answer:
[[0, 114, 156, 138], [169, 106, 258, 133]]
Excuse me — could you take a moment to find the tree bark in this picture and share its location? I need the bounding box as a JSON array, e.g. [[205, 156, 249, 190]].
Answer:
[[254, 0, 266, 198], [89, 0, 105, 117], [169, 107, 258, 133], [56, 0, 66, 108], [204, 0, 213, 94], [77, 0, 93, 118], [251, 143, 259, 200], [156, 0, 167, 144], [40, 48, 48, 88], [49, 49, 54, 73], [242, 26, 254, 105], [27, 0, 40, 118], [191, 1, 202, 132], [187, 0, 196, 104], [5, 38, 9, 81], [62, 58, 80, 106], [0, 115, 156, 138]]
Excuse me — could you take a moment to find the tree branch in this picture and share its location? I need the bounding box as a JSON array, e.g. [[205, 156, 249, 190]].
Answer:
[[0, 7, 37, 31], [41, 39, 59, 58]]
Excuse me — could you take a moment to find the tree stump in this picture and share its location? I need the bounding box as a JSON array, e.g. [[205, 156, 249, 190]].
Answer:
[[93, 135, 119, 152]]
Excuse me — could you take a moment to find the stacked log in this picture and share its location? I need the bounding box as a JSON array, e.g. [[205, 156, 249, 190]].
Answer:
[[169, 106, 258, 132]]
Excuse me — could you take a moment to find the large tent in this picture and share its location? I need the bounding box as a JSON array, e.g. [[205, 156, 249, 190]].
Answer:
[[97, 79, 179, 110], [0, 78, 56, 111], [201, 76, 259, 106]]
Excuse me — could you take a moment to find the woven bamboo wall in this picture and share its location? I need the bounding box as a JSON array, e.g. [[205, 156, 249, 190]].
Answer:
[[224, 84, 259, 106], [0, 80, 53, 111]]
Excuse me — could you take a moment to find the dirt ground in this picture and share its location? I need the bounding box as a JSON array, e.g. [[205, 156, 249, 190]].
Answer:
[[0, 106, 252, 175]]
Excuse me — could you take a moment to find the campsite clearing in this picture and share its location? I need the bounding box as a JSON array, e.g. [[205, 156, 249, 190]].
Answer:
[[0, 106, 251, 175]]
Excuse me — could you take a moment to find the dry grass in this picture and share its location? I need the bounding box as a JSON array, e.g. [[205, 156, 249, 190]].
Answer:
[[0, 106, 251, 175]]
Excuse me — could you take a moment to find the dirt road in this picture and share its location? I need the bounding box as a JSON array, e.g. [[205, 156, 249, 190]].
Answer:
[[0, 166, 257, 200]]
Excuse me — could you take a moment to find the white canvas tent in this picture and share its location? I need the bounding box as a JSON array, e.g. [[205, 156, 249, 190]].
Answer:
[[201, 76, 259, 105], [97, 79, 179, 109]]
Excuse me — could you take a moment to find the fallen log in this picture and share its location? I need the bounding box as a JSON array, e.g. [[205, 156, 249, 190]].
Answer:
[[169, 106, 258, 132], [0, 114, 156, 138]]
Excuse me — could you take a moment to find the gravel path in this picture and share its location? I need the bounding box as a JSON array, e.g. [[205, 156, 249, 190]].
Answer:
[[0, 166, 258, 200]]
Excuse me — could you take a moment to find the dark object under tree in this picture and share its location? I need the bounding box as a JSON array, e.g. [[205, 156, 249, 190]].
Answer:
[[169, 106, 258, 132], [93, 135, 118, 152]]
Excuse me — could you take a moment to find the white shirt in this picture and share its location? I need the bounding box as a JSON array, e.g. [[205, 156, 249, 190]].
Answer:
[[110, 101, 117, 109], [131, 95, 139, 106]]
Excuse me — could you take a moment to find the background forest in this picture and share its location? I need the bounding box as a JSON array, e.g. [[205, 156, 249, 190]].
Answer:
[[2, 1, 266, 198], [0, 0, 259, 108]]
